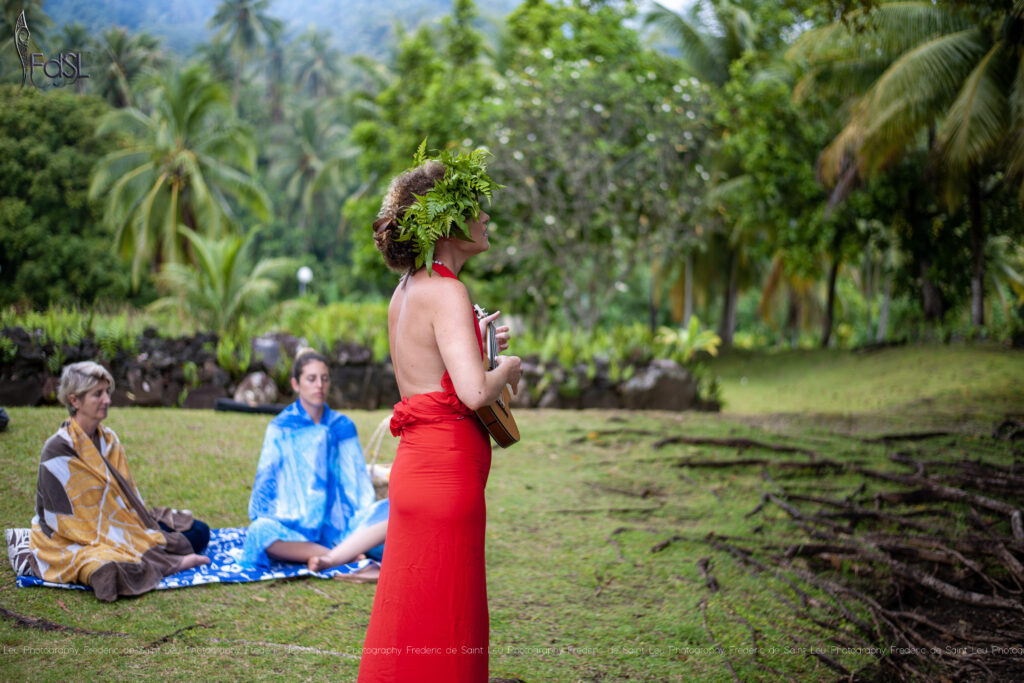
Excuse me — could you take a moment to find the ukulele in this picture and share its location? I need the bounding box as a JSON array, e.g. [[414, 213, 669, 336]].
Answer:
[[473, 305, 520, 448]]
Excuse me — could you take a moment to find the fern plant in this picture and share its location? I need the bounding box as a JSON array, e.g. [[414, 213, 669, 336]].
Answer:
[[397, 140, 502, 272]]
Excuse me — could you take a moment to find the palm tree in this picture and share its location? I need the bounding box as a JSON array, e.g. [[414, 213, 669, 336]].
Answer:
[[263, 28, 289, 124], [757, 253, 823, 346], [294, 29, 344, 98], [645, 0, 759, 87], [196, 37, 236, 86], [58, 22, 92, 52], [645, 0, 766, 346], [267, 105, 357, 256], [88, 62, 271, 288], [986, 234, 1024, 325], [56, 22, 94, 94], [791, 1, 1024, 326], [94, 27, 164, 108], [208, 0, 282, 110], [151, 227, 293, 335]]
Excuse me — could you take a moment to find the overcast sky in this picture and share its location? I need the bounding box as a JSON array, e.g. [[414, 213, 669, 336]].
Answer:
[[646, 0, 695, 12]]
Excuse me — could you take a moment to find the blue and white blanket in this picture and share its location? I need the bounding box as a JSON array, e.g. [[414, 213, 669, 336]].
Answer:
[[8, 526, 375, 592]]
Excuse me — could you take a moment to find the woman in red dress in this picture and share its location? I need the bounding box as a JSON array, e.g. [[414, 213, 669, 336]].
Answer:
[[359, 150, 521, 682]]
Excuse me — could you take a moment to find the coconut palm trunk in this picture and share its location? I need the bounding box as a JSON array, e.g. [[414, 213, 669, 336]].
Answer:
[[876, 271, 893, 342], [968, 172, 986, 326], [683, 250, 694, 328], [786, 286, 800, 346], [919, 255, 947, 321], [821, 225, 847, 348], [718, 247, 738, 347]]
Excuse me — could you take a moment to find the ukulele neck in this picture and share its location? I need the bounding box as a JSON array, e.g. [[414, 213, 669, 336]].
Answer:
[[473, 305, 498, 371]]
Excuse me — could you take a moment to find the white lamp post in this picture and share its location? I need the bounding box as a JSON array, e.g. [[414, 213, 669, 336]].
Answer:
[[297, 266, 313, 296]]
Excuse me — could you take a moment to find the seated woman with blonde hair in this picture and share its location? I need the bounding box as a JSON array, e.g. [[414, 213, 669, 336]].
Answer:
[[241, 350, 388, 581], [29, 361, 210, 602]]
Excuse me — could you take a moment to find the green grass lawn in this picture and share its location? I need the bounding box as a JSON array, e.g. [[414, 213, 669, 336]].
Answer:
[[709, 343, 1024, 418], [0, 344, 1021, 681]]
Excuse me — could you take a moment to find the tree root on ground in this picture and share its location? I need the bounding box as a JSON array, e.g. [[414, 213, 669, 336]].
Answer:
[[667, 427, 1024, 680], [0, 605, 130, 637]]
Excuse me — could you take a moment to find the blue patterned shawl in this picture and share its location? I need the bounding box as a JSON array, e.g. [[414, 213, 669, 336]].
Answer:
[[241, 401, 388, 567]]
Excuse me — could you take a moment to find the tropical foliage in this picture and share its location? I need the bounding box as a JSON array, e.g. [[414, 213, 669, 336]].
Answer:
[[92, 27, 165, 108], [0, 0, 1020, 350], [791, 1, 1024, 326], [0, 86, 145, 306], [208, 0, 281, 109], [150, 227, 292, 335], [88, 63, 270, 288]]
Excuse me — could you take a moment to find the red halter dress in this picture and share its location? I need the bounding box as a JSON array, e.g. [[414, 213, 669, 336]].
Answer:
[[358, 263, 492, 682]]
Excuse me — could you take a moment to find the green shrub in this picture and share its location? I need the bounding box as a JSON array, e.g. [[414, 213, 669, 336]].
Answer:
[[276, 300, 390, 360]]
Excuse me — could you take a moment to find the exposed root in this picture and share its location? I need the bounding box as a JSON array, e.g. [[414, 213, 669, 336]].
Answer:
[[0, 605, 129, 637]]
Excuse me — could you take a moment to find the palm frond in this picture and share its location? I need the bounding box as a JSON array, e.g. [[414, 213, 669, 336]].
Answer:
[[822, 28, 990, 182], [852, 1, 973, 57], [792, 56, 892, 103], [95, 107, 153, 138], [644, 1, 726, 84], [867, 28, 988, 125], [938, 43, 1012, 170], [1003, 48, 1024, 190], [88, 149, 151, 198], [197, 155, 272, 221]]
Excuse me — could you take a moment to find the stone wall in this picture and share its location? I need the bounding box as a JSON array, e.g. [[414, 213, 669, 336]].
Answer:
[[0, 327, 716, 412]]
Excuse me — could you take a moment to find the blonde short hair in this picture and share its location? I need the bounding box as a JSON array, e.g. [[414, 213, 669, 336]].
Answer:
[[57, 361, 115, 416]]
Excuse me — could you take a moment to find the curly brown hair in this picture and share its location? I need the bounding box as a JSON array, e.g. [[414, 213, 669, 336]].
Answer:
[[372, 160, 446, 272]]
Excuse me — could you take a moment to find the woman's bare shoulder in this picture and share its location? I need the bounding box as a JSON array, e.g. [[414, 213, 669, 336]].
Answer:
[[406, 271, 470, 309]]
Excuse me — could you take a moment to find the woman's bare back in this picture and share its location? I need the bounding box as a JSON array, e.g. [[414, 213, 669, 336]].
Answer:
[[389, 270, 470, 398]]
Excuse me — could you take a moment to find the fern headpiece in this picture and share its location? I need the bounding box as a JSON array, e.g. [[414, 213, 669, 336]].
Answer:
[[393, 140, 501, 273]]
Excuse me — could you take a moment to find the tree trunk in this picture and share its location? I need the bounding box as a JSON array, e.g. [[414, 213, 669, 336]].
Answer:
[[233, 61, 242, 111], [822, 258, 840, 348], [785, 285, 800, 347], [920, 256, 947, 322], [821, 227, 845, 348], [683, 250, 694, 328], [270, 82, 283, 124], [876, 270, 892, 343], [648, 284, 657, 333], [864, 245, 873, 341], [718, 248, 737, 348], [968, 172, 985, 326]]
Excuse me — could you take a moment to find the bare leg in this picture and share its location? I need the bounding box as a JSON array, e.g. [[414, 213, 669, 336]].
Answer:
[[176, 553, 210, 572], [266, 540, 331, 564], [308, 521, 387, 572]]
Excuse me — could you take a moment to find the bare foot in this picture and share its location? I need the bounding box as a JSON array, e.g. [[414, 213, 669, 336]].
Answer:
[[176, 553, 210, 572], [307, 553, 335, 572], [332, 564, 380, 583], [308, 551, 370, 573]]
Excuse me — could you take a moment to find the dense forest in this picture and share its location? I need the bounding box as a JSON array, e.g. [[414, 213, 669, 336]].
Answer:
[[1, 0, 1022, 352]]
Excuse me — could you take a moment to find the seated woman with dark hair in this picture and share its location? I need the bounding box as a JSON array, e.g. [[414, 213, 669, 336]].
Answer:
[[241, 350, 388, 581], [29, 361, 210, 602]]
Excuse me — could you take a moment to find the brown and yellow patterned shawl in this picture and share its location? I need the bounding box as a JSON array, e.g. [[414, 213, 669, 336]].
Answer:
[[29, 419, 194, 601]]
